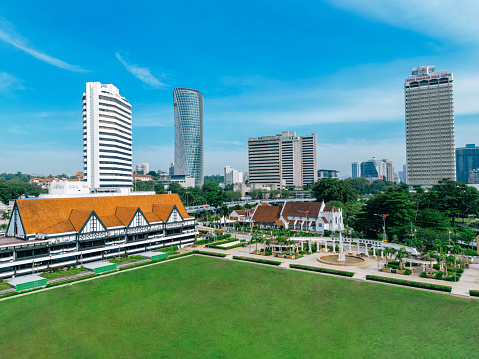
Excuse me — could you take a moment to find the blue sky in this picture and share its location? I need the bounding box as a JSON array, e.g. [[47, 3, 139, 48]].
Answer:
[[1, 0, 479, 177]]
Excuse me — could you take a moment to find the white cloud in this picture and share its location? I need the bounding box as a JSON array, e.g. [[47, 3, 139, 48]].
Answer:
[[116, 52, 166, 88], [328, 0, 479, 43], [0, 72, 23, 92], [0, 18, 87, 72]]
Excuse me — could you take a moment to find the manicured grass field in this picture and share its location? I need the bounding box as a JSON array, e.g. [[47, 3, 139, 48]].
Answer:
[[1, 255, 478, 358]]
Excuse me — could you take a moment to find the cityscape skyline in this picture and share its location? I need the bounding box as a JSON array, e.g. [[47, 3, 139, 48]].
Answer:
[[2, 2, 479, 177]]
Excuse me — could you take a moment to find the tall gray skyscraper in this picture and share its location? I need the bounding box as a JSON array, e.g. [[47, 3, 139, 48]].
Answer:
[[405, 65, 456, 186], [83, 82, 132, 191], [173, 88, 204, 187]]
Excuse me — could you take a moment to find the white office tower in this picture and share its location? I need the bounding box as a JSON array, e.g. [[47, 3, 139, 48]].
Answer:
[[224, 166, 244, 185], [135, 163, 149, 175], [83, 82, 132, 192], [351, 162, 361, 178], [248, 131, 317, 189], [405, 66, 456, 186]]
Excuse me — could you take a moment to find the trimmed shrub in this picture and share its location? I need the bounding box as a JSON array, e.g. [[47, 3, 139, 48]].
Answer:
[[470, 290, 479, 297], [232, 256, 281, 266], [366, 275, 452, 292], [290, 264, 354, 277], [196, 251, 227, 257]]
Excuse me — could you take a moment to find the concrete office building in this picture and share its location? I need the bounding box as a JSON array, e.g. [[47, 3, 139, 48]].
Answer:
[[224, 166, 243, 185], [351, 162, 361, 178], [248, 131, 317, 189], [83, 82, 132, 192], [135, 163, 149, 175], [405, 65, 456, 186], [173, 88, 204, 187], [456, 144, 479, 183]]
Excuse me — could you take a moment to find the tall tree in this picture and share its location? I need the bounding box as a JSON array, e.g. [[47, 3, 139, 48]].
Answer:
[[311, 178, 358, 204]]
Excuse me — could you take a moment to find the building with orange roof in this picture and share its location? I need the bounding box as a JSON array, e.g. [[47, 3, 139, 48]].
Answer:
[[0, 194, 196, 278], [250, 201, 343, 233]]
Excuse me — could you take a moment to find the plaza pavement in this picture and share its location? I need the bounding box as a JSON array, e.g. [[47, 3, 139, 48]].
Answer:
[[191, 244, 479, 297]]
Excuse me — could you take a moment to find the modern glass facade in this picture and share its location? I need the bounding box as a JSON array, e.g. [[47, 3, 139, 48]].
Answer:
[[173, 88, 204, 187], [456, 144, 479, 183]]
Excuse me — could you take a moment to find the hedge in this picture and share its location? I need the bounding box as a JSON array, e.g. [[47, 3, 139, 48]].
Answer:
[[470, 290, 479, 297], [366, 275, 452, 293], [290, 264, 354, 277], [196, 251, 227, 258], [232, 256, 281, 266]]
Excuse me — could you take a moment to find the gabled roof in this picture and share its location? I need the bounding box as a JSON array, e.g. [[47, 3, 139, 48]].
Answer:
[[282, 202, 322, 218], [15, 194, 191, 236], [252, 205, 281, 223], [69, 209, 93, 231], [152, 204, 175, 222], [321, 217, 328, 223], [115, 207, 139, 226], [323, 205, 339, 213]]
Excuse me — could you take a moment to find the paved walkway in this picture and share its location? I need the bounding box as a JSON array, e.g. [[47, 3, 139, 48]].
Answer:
[[193, 245, 479, 297]]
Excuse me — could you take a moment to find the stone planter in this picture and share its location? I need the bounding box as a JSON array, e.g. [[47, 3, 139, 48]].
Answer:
[[260, 252, 267, 256], [286, 255, 295, 259], [381, 268, 392, 273], [252, 250, 261, 255]]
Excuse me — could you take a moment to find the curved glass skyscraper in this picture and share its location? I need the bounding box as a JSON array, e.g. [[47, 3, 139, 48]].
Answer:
[[173, 88, 204, 187]]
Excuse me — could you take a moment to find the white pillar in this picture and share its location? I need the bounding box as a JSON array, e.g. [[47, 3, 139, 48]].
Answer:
[[381, 250, 384, 259], [308, 240, 312, 252], [332, 240, 336, 252], [349, 240, 352, 252], [301, 241, 304, 251], [373, 246, 376, 257], [316, 240, 319, 252], [324, 240, 328, 252]]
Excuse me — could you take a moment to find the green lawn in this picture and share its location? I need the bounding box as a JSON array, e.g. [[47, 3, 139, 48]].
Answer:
[[1, 256, 478, 358]]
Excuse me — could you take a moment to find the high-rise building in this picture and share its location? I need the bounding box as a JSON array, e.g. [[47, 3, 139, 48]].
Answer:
[[83, 82, 132, 191], [351, 162, 361, 178], [382, 159, 395, 182], [456, 144, 479, 183], [360, 158, 387, 181], [224, 166, 244, 186], [173, 88, 204, 187], [248, 131, 317, 189], [135, 163, 149, 175], [405, 65, 456, 186]]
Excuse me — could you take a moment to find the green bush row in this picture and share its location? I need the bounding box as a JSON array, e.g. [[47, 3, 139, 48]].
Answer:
[[432, 264, 464, 273], [195, 251, 227, 257], [366, 275, 452, 292], [232, 256, 281, 266], [470, 290, 479, 297], [420, 271, 461, 282], [290, 264, 354, 277]]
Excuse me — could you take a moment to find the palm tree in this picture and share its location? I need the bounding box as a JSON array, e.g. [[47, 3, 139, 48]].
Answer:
[[397, 247, 409, 269], [264, 236, 271, 253], [428, 250, 439, 274], [277, 235, 285, 254]]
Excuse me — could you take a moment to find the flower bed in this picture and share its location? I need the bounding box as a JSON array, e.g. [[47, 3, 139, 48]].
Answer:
[[290, 264, 354, 277], [366, 275, 452, 292]]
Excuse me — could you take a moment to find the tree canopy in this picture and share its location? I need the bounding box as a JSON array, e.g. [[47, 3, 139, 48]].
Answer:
[[311, 178, 358, 204]]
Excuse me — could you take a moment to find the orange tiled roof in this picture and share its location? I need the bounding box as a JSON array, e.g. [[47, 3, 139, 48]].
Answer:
[[153, 204, 175, 221], [115, 207, 138, 226], [69, 209, 93, 231], [15, 194, 191, 235], [252, 205, 281, 223]]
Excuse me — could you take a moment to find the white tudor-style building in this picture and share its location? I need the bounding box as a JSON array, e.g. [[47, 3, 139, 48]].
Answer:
[[251, 201, 344, 233]]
